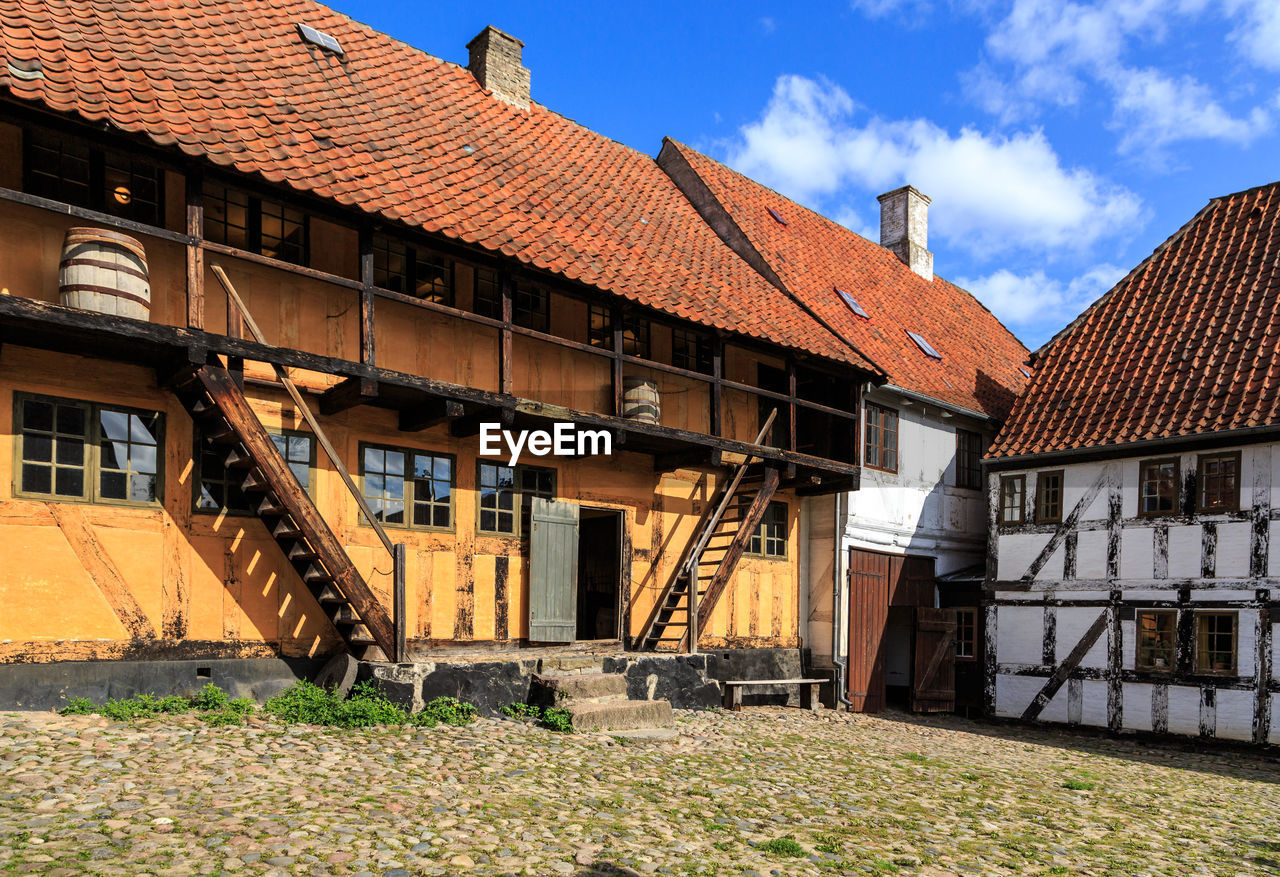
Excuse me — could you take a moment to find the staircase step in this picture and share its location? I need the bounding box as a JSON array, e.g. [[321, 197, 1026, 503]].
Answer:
[[240, 471, 271, 493], [205, 425, 240, 445], [567, 699, 674, 731], [314, 584, 349, 605], [303, 563, 333, 584], [331, 604, 359, 624], [532, 672, 627, 704], [224, 448, 256, 470], [258, 497, 288, 517], [273, 519, 304, 540], [288, 541, 318, 562]]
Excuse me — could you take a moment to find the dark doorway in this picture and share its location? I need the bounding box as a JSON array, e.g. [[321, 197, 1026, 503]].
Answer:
[[576, 508, 623, 640]]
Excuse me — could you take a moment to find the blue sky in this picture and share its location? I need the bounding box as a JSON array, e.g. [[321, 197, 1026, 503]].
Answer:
[[331, 1, 1280, 350]]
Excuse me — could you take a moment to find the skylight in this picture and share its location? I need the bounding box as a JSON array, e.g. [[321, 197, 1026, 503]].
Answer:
[[1019, 367, 1032, 378], [298, 23, 343, 55], [835, 288, 868, 319], [767, 207, 787, 226], [907, 331, 942, 360]]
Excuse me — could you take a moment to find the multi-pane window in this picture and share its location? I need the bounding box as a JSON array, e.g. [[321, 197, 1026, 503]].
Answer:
[[671, 327, 713, 373], [999, 474, 1025, 525], [15, 395, 161, 506], [747, 501, 788, 558], [955, 608, 977, 659], [477, 463, 555, 536], [371, 234, 454, 305], [203, 180, 307, 265], [863, 403, 898, 472], [1036, 470, 1064, 523], [955, 429, 983, 490], [1135, 610, 1176, 672], [586, 306, 649, 358], [1197, 452, 1240, 512], [473, 267, 501, 319], [588, 304, 612, 349], [197, 432, 314, 514], [360, 445, 453, 530], [25, 128, 163, 225], [1195, 612, 1237, 674], [514, 282, 549, 332], [1139, 458, 1179, 516]]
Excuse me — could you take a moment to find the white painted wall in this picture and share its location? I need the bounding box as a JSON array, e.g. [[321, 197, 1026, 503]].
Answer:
[[990, 441, 1276, 743]]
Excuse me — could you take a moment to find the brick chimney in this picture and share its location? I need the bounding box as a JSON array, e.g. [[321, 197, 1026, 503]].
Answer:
[[467, 26, 530, 110], [877, 186, 933, 281]]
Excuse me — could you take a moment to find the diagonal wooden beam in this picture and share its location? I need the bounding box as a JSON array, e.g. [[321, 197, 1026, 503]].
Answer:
[[48, 504, 154, 640], [1020, 609, 1109, 720], [1021, 465, 1114, 583]]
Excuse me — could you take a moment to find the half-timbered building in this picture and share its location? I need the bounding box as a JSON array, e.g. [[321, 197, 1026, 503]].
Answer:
[[0, 0, 887, 705], [986, 180, 1280, 743], [656, 143, 1029, 714]]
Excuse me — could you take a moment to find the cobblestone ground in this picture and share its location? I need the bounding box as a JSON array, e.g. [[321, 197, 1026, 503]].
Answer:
[[0, 707, 1277, 876]]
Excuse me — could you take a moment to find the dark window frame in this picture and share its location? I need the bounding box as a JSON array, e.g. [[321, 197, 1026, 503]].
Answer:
[[195, 429, 316, 516], [671, 326, 714, 374], [13, 392, 164, 508], [473, 266, 501, 320], [955, 429, 983, 490], [23, 126, 165, 226], [1138, 457, 1180, 517], [746, 501, 789, 559], [1196, 451, 1241, 513], [513, 282, 550, 333], [999, 474, 1026, 525], [1035, 469, 1065, 524], [1194, 611, 1238, 676], [477, 461, 556, 537], [864, 403, 899, 473], [357, 443, 455, 532], [954, 607, 978, 660], [371, 232, 455, 305], [202, 178, 309, 266], [1135, 609, 1177, 673]]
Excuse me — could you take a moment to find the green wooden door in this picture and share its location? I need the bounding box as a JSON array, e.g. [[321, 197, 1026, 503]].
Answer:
[[529, 497, 579, 642]]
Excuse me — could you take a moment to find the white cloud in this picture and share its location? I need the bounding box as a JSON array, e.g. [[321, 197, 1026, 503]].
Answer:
[[1110, 67, 1272, 154], [1227, 0, 1280, 71], [849, 0, 931, 18], [956, 263, 1126, 336], [725, 75, 1143, 257]]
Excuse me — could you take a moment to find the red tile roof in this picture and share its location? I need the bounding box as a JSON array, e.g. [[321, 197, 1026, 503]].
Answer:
[[0, 0, 878, 374], [990, 180, 1280, 459], [662, 140, 1030, 420]]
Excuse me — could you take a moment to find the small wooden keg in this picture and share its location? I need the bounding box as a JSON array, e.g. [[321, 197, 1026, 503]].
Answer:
[[622, 376, 660, 424], [59, 227, 151, 320]]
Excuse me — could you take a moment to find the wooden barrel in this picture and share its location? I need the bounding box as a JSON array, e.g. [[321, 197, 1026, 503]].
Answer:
[[622, 376, 660, 424], [59, 227, 150, 320]]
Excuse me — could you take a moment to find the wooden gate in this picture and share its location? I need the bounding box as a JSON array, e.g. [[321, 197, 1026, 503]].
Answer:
[[529, 498, 580, 643], [911, 608, 957, 712]]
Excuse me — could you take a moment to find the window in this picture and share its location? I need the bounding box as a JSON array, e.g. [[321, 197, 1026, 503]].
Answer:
[[1036, 470, 1064, 523], [473, 267, 500, 319], [836, 288, 869, 319], [1197, 452, 1240, 513], [1135, 610, 1176, 672], [864, 403, 898, 473], [955, 608, 977, 659], [196, 431, 314, 514], [955, 429, 983, 490], [203, 180, 307, 265], [1139, 458, 1180, 516], [671, 327, 713, 373], [15, 394, 161, 506], [359, 444, 453, 530], [747, 501, 788, 558], [588, 304, 611, 349], [513, 282, 549, 333], [906, 331, 942, 360], [25, 127, 163, 225], [999, 475, 1025, 525], [1195, 612, 1237, 675], [478, 462, 555, 536], [371, 233, 454, 305], [586, 306, 652, 359]]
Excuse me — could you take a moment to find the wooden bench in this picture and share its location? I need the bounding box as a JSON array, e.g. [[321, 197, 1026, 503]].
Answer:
[[723, 678, 826, 711]]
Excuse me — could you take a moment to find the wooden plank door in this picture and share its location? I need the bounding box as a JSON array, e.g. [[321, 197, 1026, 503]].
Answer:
[[529, 497, 580, 643], [911, 607, 957, 713], [846, 548, 891, 712]]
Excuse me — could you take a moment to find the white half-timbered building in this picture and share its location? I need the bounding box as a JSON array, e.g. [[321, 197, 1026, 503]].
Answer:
[[985, 180, 1280, 743]]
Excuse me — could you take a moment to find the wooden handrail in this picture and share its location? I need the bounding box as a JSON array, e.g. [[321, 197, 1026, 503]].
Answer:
[[210, 264, 397, 559]]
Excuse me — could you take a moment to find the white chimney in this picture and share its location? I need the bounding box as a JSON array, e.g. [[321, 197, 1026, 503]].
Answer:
[[877, 185, 933, 281], [466, 26, 531, 110]]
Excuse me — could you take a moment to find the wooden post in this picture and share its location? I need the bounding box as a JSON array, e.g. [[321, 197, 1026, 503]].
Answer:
[[226, 289, 245, 388], [499, 273, 514, 396], [711, 337, 724, 438], [184, 170, 204, 331], [358, 227, 376, 367], [611, 305, 624, 417], [393, 542, 407, 663], [689, 564, 699, 655], [786, 357, 798, 453]]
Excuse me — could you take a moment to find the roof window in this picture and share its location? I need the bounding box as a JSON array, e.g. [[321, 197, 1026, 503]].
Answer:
[[835, 288, 868, 319], [767, 207, 787, 226], [907, 331, 942, 360], [298, 23, 343, 55]]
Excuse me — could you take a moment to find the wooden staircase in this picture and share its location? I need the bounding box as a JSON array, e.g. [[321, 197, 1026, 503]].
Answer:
[[171, 363, 396, 661], [637, 413, 782, 653]]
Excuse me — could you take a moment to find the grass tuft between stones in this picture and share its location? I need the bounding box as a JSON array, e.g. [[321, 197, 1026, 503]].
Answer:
[[58, 683, 254, 725], [756, 835, 805, 857], [499, 702, 574, 732]]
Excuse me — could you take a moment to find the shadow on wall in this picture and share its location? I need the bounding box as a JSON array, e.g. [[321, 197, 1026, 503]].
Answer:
[[975, 369, 1019, 423], [875, 708, 1280, 785]]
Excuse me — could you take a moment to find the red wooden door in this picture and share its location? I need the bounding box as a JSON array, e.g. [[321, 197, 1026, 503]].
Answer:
[[911, 607, 957, 713], [846, 549, 891, 712]]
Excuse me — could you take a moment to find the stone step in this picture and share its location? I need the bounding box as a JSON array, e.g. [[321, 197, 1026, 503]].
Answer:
[[567, 698, 673, 732], [532, 672, 628, 705], [537, 656, 604, 675]]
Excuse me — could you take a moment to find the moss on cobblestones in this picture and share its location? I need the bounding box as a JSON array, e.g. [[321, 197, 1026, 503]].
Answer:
[[0, 707, 1277, 875]]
